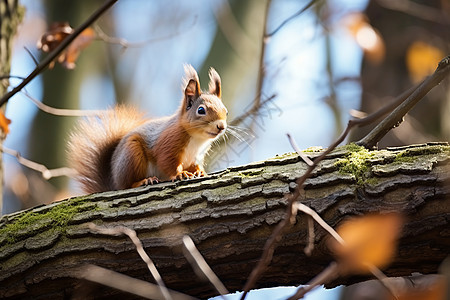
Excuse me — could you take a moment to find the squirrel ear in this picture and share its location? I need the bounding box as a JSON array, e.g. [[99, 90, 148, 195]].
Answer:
[[208, 67, 221, 98], [183, 64, 201, 110]]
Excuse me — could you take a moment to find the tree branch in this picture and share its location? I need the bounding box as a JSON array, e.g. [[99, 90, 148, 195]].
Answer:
[[357, 55, 450, 148], [0, 143, 449, 299]]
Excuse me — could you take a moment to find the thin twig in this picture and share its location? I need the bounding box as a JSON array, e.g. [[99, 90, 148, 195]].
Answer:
[[286, 262, 339, 300], [294, 202, 399, 299], [240, 67, 438, 295], [0, 144, 76, 179], [182, 236, 229, 298], [87, 223, 173, 300], [0, 0, 118, 107], [22, 91, 102, 116], [76, 264, 198, 300], [230, 94, 277, 126], [266, 0, 318, 38], [0, 75, 27, 81], [357, 55, 450, 148], [295, 203, 345, 245], [23, 46, 39, 66], [366, 263, 400, 300], [253, 0, 272, 115], [287, 133, 313, 166], [94, 16, 197, 48]]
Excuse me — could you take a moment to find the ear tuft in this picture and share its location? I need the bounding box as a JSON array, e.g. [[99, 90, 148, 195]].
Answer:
[[208, 67, 221, 98], [183, 64, 201, 110], [183, 64, 200, 94]]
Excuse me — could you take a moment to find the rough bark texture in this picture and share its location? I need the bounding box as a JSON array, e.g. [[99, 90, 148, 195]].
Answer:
[[0, 143, 449, 299]]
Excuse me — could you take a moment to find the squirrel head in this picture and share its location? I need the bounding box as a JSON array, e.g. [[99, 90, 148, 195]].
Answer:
[[180, 64, 228, 140]]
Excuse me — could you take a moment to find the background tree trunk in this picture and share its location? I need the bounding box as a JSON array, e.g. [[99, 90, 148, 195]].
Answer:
[[0, 143, 449, 299], [0, 0, 24, 214]]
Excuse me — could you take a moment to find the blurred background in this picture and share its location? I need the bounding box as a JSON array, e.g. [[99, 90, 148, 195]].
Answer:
[[2, 0, 449, 215]]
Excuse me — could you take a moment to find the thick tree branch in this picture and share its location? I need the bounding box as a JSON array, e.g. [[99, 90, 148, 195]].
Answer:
[[0, 143, 448, 299]]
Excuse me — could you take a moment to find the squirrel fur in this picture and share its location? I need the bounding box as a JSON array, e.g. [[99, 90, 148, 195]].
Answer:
[[67, 65, 227, 193]]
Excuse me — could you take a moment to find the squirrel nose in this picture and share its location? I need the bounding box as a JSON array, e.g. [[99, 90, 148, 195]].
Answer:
[[216, 121, 226, 132]]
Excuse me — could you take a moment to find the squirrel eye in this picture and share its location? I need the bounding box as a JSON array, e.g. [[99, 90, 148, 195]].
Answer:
[[197, 106, 206, 115]]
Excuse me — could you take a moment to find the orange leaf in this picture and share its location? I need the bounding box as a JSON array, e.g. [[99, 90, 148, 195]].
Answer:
[[61, 27, 96, 69], [329, 213, 403, 274], [0, 112, 11, 136], [37, 23, 96, 69]]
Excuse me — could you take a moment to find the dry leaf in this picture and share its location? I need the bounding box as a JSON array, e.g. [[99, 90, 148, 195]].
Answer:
[[60, 27, 96, 69], [329, 213, 403, 274], [406, 41, 444, 83], [0, 112, 11, 136], [37, 22, 96, 69], [37, 22, 73, 69]]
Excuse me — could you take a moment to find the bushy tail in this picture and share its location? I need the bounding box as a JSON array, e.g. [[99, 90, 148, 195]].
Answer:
[[67, 106, 146, 193]]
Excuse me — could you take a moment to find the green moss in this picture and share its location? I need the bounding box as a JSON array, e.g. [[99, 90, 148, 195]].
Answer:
[[334, 144, 375, 185], [302, 146, 323, 153], [394, 145, 450, 163], [0, 198, 97, 244], [339, 143, 366, 153]]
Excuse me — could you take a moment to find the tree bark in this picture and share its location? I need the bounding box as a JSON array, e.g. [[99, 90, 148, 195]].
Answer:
[[0, 0, 24, 214], [0, 143, 449, 299]]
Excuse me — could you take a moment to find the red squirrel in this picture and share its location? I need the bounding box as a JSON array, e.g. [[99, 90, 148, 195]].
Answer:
[[68, 65, 227, 193]]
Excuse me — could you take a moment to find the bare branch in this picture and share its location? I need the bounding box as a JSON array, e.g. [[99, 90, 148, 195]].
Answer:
[[295, 203, 345, 245], [21, 91, 102, 117], [87, 223, 173, 300], [23, 46, 39, 67], [366, 264, 400, 300], [0, 0, 118, 106], [266, 0, 318, 38], [182, 236, 229, 298], [0, 75, 27, 81], [357, 55, 450, 148], [286, 262, 339, 300], [94, 17, 197, 49], [240, 72, 435, 294], [230, 94, 277, 127], [253, 0, 273, 114], [287, 133, 314, 167], [0, 144, 76, 179], [76, 264, 198, 300]]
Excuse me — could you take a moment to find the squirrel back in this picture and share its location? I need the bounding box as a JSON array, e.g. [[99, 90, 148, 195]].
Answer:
[[67, 106, 146, 193]]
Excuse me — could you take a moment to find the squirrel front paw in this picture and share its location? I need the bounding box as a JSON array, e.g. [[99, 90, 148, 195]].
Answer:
[[132, 176, 159, 188], [172, 171, 195, 181], [193, 169, 206, 177]]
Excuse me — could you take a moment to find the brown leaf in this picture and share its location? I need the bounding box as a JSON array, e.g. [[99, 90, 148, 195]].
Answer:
[[329, 213, 403, 274], [37, 23, 96, 69], [61, 27, 96, 69], [0, 111, 11, 136]]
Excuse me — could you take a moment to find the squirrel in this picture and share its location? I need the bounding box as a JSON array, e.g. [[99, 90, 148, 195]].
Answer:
[[67, 64, 228, 194]]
